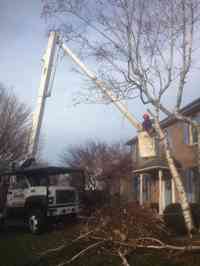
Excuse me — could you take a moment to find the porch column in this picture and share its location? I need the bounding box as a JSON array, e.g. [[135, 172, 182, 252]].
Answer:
[[139, 174, 143, 205], [158, 169, 163, 215], [162, 177, 166, 211], [171, 178, 176, 203]]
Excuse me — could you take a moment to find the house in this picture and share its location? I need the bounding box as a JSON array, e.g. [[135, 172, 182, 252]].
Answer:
[[126, 98, 200, 214]]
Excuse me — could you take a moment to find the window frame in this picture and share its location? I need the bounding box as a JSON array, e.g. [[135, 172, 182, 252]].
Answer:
[[183, 168, 197, 203], [183, 113, 200, 145], [131, 142, 138, 162]]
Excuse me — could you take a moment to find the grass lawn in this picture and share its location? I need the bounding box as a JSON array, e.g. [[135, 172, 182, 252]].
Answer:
[[0, 223, 200, 266]]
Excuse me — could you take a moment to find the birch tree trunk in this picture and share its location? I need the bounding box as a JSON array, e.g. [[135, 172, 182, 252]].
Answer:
[[42, 0, 199, 235], [197, 126, 200, 175], [155, 120, 194, 235]]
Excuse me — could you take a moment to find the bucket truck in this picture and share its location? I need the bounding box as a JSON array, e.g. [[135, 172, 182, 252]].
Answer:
[[0, 32, 83, 234], [0, 31, 155, 234]]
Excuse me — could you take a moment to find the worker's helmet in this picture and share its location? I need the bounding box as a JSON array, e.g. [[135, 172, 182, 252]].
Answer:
[[143, 113, 149, 119]]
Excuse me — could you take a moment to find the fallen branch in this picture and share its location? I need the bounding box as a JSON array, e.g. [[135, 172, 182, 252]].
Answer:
[[137, 243, 200, 251], [33, 233, 200, 266], [39, 229, 99, 257], [118, 250, 130, 266], [134, 237, 165, 246], [89, 236, 200, 252], [57, 240, 106, 266], [34, 202, 200, 265]]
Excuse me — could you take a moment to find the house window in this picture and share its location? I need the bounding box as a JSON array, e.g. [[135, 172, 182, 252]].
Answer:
[[143, 175, 151, 202], [132, 143, 138, 162], [133, 175, 139, 201], [191, 113, 200, 144], [192, 167, 200, 203], [183, 123, 190, 144], [165, 178, 172, 206], [183, 113, 200, 145], [183, 168, 198, 203]]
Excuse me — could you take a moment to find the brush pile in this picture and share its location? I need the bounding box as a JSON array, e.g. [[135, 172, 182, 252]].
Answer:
[[38, 201, 200, 266], [81, 201, 169, 243]]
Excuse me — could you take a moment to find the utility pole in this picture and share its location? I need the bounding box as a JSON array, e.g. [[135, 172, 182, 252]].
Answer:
[[28, 31, 58, 158]]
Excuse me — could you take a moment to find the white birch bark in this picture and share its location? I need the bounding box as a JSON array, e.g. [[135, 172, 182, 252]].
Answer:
[[155, 120, 194, 235], [197, 126, 200, 175]]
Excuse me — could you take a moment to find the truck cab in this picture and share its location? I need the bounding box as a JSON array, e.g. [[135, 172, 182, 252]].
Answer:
[[0, 166, 84, 234]]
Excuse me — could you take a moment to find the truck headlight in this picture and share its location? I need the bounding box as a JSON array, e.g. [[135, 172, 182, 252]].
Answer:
[[48, 196, 54, 204]]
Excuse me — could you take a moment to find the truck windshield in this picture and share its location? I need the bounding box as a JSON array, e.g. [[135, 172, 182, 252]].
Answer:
[[27, 175, 49, 186], [27, 174, 71, 187]]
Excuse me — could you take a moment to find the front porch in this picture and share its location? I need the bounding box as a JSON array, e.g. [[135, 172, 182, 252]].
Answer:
[[133, 159, 176, 214]]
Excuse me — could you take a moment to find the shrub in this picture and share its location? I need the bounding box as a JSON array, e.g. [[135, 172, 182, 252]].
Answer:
[[164, 203, 200, 235], [79, 190, 109, 215]]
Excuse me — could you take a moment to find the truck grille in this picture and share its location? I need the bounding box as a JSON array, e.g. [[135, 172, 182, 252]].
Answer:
[[56, 190, 76, 204]]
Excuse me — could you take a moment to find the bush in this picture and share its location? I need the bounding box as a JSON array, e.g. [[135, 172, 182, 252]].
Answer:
[[79, 190, 109, 215], [85, 201, 169, 241], [164, 203, 200, 235]]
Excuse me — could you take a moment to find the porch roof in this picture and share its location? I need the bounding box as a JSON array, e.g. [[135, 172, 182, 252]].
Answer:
[[133, 159, 169, 174], [133, 157, 182, 174]]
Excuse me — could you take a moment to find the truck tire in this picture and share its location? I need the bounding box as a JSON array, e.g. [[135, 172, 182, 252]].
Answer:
[[28, 209, 45, 234]]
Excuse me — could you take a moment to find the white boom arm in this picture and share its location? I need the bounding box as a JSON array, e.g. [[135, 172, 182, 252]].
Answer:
[[28, 31, 58, 158], [60, 40, 142, 131], [27, 30, 143, 163]]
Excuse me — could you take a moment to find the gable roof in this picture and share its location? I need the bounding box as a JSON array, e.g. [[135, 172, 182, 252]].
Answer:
[[126, 97, 200, 146], [160, 97, 200, 128]]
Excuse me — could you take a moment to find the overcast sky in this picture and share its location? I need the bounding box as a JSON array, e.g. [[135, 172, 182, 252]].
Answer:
[[0, 0, 140, 164], [0, 1, 199, 165]]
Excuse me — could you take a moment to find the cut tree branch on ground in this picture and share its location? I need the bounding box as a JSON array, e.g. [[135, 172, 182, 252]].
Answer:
[[39, 228, 100, 257], [57, 240, 105, 266], [41, 234, 200, 266], [89, 236, 200, 252], [37, 204, 200, 265], [118, 250, 130, 266]]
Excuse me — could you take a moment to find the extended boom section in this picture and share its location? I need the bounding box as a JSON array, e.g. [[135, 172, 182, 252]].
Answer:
[[60, 40, 142, 132], [28, 31, 58, 159]]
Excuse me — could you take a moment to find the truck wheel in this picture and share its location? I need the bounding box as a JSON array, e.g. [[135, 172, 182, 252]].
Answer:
[[28, 210, 45, 234]]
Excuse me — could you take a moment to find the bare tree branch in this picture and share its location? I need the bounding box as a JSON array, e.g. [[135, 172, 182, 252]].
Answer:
[[58, 240, 105, 266], [0, 84, 31, 167]]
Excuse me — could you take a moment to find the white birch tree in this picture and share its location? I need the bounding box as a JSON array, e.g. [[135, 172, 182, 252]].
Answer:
[[42, 0, 200, 234]]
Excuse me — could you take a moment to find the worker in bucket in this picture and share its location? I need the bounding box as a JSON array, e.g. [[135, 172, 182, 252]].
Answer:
[[142, 113, 153, 134]]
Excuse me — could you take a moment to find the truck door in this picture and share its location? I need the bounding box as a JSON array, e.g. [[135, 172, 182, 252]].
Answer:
[[5, 176, 28, 218]]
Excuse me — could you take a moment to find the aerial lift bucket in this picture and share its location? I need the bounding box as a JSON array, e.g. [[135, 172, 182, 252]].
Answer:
[[138, 131, 156, 158]]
